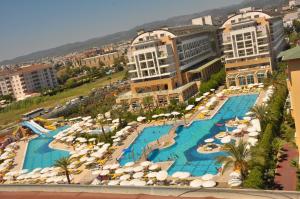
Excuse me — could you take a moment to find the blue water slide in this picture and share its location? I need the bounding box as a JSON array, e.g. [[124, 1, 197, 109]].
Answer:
[[21, 121, 46, 137]]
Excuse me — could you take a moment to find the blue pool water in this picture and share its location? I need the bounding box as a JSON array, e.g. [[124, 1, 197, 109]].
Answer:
[[22, 126, 70, 170], [119, 125, 172, 166], [119, 94, 258, 176]]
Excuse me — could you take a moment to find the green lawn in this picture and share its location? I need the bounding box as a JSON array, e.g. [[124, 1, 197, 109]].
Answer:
[[0, 71, 126, 129]]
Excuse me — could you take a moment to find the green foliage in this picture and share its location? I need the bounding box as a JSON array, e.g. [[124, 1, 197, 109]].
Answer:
[[54, 157, 72, 184], [250, 104, 269, 130], [0, 94, 14, 102], [280, 122, 295, 142], [199, 68, 225, 95], [293, 20, 300, 33], [243, 166, 264, 188], [244, 69, 288, 189], [216, 140, 250, 179]]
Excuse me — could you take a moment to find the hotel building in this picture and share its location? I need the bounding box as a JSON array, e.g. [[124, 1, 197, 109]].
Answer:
[[0, 64, 58, 100], [116, 25, 222, 109], [279, 46, 300, 162], [221, 10, 286, 87]]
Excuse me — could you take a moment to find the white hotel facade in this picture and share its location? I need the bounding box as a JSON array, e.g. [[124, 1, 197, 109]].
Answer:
[[117, 25, 222, 109], [221, 10, 286, 87]]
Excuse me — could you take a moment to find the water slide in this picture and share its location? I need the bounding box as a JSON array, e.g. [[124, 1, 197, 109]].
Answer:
[[21, 120, 50, 137], [28, 120, 50, 133]]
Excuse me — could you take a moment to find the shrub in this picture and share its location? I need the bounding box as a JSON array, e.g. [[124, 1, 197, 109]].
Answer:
[[243, 166, 264, 189], [243, 73, 288, 189], [199, 68, 225, 95]]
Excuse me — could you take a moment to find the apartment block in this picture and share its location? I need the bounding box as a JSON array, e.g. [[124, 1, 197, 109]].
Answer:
[[81, 51, 123, 67], [221, 10, 286, 87], [0, 64, 58, 100], [116, 25, 222, 109]]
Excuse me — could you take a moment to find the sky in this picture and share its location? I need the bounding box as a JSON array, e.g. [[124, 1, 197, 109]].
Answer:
[[0, 0, 243, 61]]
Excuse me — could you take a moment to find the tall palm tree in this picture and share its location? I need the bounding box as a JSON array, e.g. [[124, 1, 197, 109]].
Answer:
[[250, 104, 272, 128], [216, 141, 251, 179], [93, 104, 110, 138], [54, 157, 72, 184]]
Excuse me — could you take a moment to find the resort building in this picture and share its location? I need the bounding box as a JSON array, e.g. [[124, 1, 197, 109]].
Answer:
[[81, 51, 123, 67], [0, 64, 58, 100], [116, 25, 222, 109], [279, 46, 300, 162], [221, 10, 286, 87]]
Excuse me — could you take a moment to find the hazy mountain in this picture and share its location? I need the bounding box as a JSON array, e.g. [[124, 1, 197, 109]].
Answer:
[[0, 0, 286, 65]]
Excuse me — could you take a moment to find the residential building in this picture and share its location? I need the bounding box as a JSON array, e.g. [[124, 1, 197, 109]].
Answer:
[[289, 0, 300, 8], [192, 16, 215, 26], [221, 10, 286, 87], [0, 64, 58, 100], [283, 10, 300, 27], [81, 51, 123, 67], [116, 25, 222, 109], [279, 46, 300, 162]]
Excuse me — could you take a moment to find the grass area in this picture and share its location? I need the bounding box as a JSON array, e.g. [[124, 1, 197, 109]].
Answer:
[[0, 71, 126, 129]]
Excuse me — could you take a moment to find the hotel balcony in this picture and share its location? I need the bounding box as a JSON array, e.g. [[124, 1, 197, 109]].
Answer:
[[225, 57, 271, 69]]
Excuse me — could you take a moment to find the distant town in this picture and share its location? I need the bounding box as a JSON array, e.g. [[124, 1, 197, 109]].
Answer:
[[1, 0, 300, 198]]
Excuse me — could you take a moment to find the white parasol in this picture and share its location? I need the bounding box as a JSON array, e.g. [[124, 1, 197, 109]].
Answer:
[[133, 172, 144, 179], [190, 179, 203, 188], [156, 170, 168, 181], [202, 180, 216, 188], [201, 174, 214, 181]]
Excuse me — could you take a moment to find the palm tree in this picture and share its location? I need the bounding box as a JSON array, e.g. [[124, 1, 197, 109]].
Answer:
[[264, 72, 285, 89], [251, 104, 268, 120], [251, 104, 271, 128], [216, 141, 250, 179], [112, 102, 128, 126], [93, 104, 110, 138], [54, 157, 72, 184]]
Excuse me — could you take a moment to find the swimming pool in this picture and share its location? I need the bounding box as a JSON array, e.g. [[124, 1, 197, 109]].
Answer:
[[22, 126, 70, 170], [119, 125, 172, 166], [119, 94, 258, 176]]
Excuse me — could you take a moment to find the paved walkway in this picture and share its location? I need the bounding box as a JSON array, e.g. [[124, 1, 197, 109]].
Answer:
[[275, 143, 299, 191]]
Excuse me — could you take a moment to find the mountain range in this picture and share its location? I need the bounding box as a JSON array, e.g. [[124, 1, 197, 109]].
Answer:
[[0, 0, 286, 65]]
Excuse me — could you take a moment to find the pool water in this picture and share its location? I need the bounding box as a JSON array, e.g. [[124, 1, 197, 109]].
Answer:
[[22, 126, 70, 170], [119, 125, 172, 166], [119, 94, 258, 176]]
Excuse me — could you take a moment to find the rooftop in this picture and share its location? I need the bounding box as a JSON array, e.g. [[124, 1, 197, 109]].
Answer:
[[278, 46, 300, 61], [0, 63, 53, 77], [166, 25, 217, 37], [117, 81, 197, 100], [187, 57, 221, 74]]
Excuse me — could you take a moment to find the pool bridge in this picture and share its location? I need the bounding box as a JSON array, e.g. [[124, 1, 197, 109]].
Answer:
[[141, 122, 183, 162]]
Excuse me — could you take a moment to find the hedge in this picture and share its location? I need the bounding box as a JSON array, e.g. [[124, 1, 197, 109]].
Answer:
[[243, 76, 288, 189]]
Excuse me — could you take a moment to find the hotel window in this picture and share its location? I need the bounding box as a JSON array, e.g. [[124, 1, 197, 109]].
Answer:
[[146, 53, 152, 59], [238, 76, 246, 86], [257, 73, 265, 83], [247, 74, 254, 84], [236, 34, 243, 41], [238, 50, 245, 57], [228, 77, 236, 86]]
